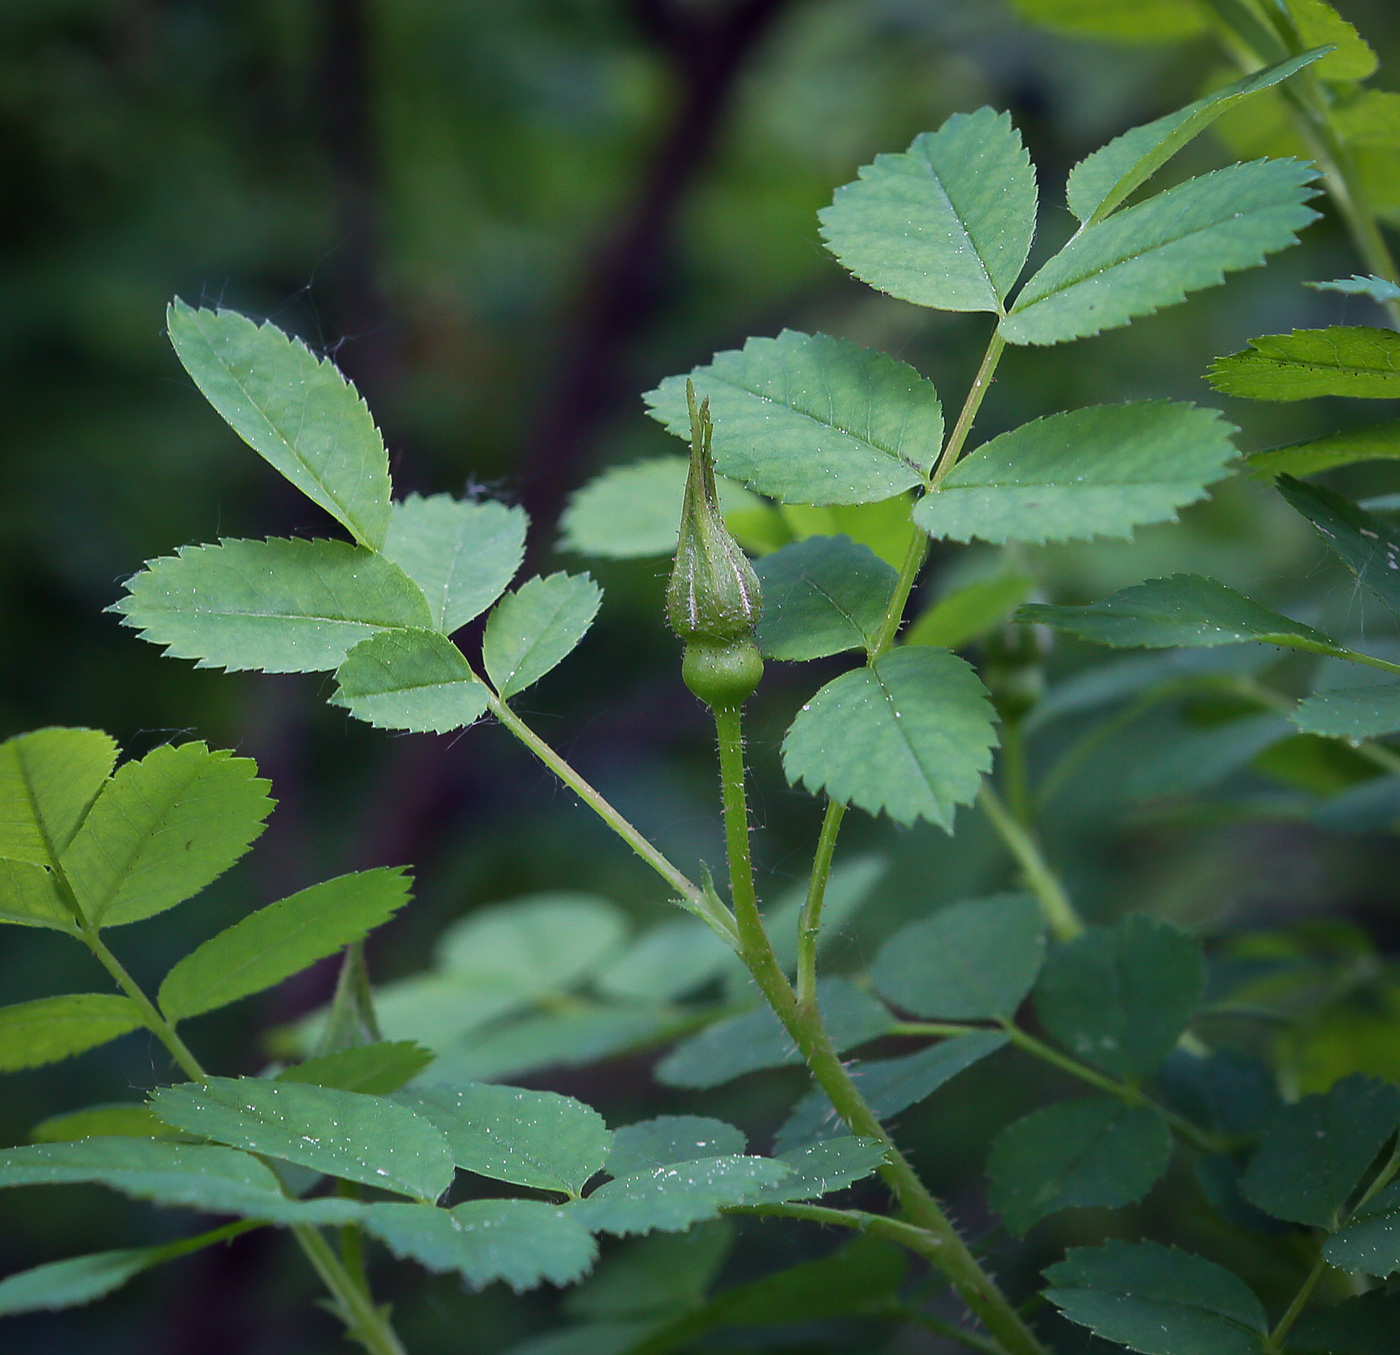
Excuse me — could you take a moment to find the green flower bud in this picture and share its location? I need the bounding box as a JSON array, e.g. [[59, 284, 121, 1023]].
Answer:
[[682, 638, 764, 709]]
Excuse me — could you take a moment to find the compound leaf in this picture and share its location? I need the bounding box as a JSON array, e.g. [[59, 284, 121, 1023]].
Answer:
[[1293, 686, 1400, 739], [1034, 915, 1204, 1081], [818, 107, 1037, 313], [1241, 1074, 1400, 1228], [1045, 1240, 1268, 1355], [1279, 475, 1400, 616], [484, 572, 601, 699], [753, 1137, 889, 1204], [167, 300, 391, 548], [397, 1084, 611, 1198], [159, 867, 412, 1022], [1003, 160, 1319, 346], [870, 893, 1045, 1021], [645, 330, 943, 505], [989, 1097, 1173, 1233], [1290, 1291, 1400, 1355], [1210, 327, 1400, 400], [149, 1077, 454, 1201], [913, 403, 1238, 545], [607, 1118, 747, 1179], [113, 538, 431, 673], [754, 536, 897, 660], [276, 1042, 434, 1096], [1022, 574, 1332, 651], [572, 1156, 792, 1237], [363, 1199, 598, 1292], [0, 995, 143, 1072], [382, 494, 526, 633], [61, 743, 272, 929], [1067, 51, 1326, 225], [0, 727, 116, 866], [781, 647, 997, 828], [332, 627, 490, 734], [1008, 0, 1206, 42]]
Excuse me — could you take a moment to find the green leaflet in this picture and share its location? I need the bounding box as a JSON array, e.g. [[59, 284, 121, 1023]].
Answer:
[[0, 1247, 165, 1317], [332, 627, 490, 733], [363, 1199, 598, 1292], [1034, 916, 1205, 1082], [1290, 1291, 1400, 1355], [1333, 90, 1400, 149], [914, 403, 1238, 545], [1045, 1240, 1267, 1355], [655, 979, 892, 1089], [1067, 51, 1327, 225], [1241, 1074, 1400, 1228], [1278, 476, 1400, 616], [572, 1156, 792, 1237], [905, 573, 1035, 649], [113, 538, 432, 673], [1022, 574, 1333, 651], [596, 919, 735, 1003], [605, 1118, 746, 1181], [1248, 417, 1400, 478], [0, 860, 76, 933], [276, 1042, 434, 1095], [149, 1076, 455, 1201], [1289, 0, 1377, 81], [0, 1138, 360, 1225], [0, 994, 142, 1072], [780, 647, 997, 828], [167, 301, 391, 549], [396, 1084, 611, 1198], [484, 572, 602, 699], [1209, 327, 1400, 400], [1003, 160, 1319, 346], [1008, 0, 1206, 42], [1308, 275, 1400, 305], [818, 107, 1037, 313], [1324, 1179, 1400, 1276], [60, 742, 272, 928], [988, 1097, 1173, 1234], [158, 867, 412, 1022], [1294, 686, 1400, 739], [382, 494, 526, 633], [869, 893, 1045, 1021], [754, 536, 897, 660], [565, 1221, 733, 1320], [0, 727, 116, 866], [753, 1137, 889, 1204], [645, 331, 943, 506], [778, 497, 918, 569], [776, 1030, 1010, 1152], [31, 1104, 193, 1144], [1129, 712, 1291, 800]]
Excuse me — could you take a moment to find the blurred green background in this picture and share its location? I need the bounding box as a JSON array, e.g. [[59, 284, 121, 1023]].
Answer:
[[4, 1, 1400, 1350]]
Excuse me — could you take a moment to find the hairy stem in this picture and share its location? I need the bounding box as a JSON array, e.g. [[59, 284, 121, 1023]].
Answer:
[[978, 784, 1083, 940], [932, 332, 1008, 486], [796, 799, 846, 1007]]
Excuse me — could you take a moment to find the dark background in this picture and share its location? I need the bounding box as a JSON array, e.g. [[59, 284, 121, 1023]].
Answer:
[[3, 2, 1400, 1351]]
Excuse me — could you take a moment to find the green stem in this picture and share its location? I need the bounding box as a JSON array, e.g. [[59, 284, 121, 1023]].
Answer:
[[932, 332, 1008, 486], [1001, 718, 1032, 826], [978, 784, 1083, 940], [1266, 1253, 1328, 1353], [295, 1223, 408, 1355], [897, 1307, 1009, 1355], [796, 799, 846, 1007], [871, 526, 932, 654], [726, 1200, 946, 1256]]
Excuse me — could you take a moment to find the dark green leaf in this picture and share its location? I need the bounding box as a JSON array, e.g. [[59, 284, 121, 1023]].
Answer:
[[0, 1247, 163, 1316], [1288, 1290, 1400, 1354], [606, 1117, 747, 1179], [1278, 476, 1400, 618], [754, 536, 897, 660], [1128, 713, 1291, 800], [276, 1042, 433, 1095], [711, 1234, 907, 1324], [1248, 418, 1400, 479], [0, 995, 142, 1072], [753, 1136, 889, 1203], [1034, 916, 1205, 1081], [0, 727, 116, 866], [870, 892, 1044, 1020], [565, 1222, 733, 1320], [332, 627, 490, 733], [988, 1097, 1173, 1233], [572, 1156, 792, 1236], [1293, 686, 1400, 739], [1210, 327, 1400, 400], [1324, 1179, 1400, 1275], [483, 572, 601, 699], [1316, 776, 1400, 834]]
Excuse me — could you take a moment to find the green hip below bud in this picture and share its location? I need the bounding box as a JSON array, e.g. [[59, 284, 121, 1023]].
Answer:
[[682, 639, 764, 709]]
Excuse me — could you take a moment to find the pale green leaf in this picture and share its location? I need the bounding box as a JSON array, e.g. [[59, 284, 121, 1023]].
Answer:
[[1003, 160, 1319, 346], [754, 536, 896, 660], [0, 860, 76, 933], [167, 300, 391, 548], [572, 1156, 792, 1237], [781, 647, 997, 828], [363, 1199, 597, 1291], [1333, 91, 1400, 148], [1293, 686, 1400, 739], [1241, 1074, 1400, 1227], [159, 867, 411, 1022], [0, 1247, 163, 1316], [606, 1117, 746, 1178], [31, 1104, 191, 1144], [905, 573, 1035, 649], [276, 1042, 433, 1095], [484, 572, 602, 699], [1247, 417, 1400, 478], [332, 627, 490, 733], [1308, 275, 1400, 304], [1022, 574, 1333, 651], [776, 1031, 1010, 1152], [818, 107, 1037, 313], [0, 1138, 360, 1224], [1067, 51, 1327, 225], [644, 330, 943, 505], [778, 497, 918, 569], [397, 1084, 611, 1198], [113, 538, 432, 673], [1009, 0, 1206, 42], [61, 742, 272, 928], [1045, 1240, 1267, 1355], [988, 1097, 1173, 1233], [913, 403, 1238, 545], [753, 1137, 889, 1203], [596, 918, 734, 1003], [0, 727, 116, 866], [1289, 0, 1377, 80], [382, 494, 526, 633], [0, 995, 142, 1072], [1209, 327, 1400, 399], [1279, 476, 1400, 616], [1324, 1179, 1400, 1275], [870, 893, 1044, 1021], [149, 1076, 454, 1200], [656, 979, 891, 1089], [1034, 916, 1205, 1081]]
